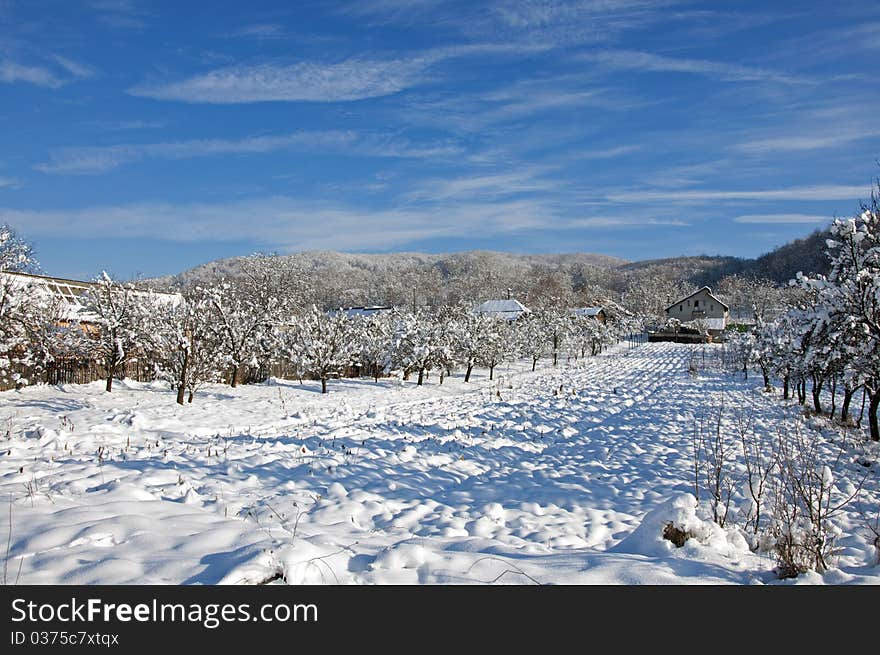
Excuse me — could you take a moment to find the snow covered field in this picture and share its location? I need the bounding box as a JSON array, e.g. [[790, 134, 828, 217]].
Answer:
[[1, 342, 877, 585]]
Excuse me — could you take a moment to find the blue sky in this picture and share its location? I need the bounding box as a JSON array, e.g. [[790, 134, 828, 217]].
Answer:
[[1, 0, 878, 279]]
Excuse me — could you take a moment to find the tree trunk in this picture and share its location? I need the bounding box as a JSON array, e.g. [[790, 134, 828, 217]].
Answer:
[[439, 370, 445, 385], [464, 363, 473, 383], [761, 366, 771, 392], [188, 389, 194, 403], [105, 374, 113, 393], [532, 357, 537, 372], [177, 348, 189, 405], [867, 387, 879, 442], [176, 385, 186, 405], [841, 386, 855, 423], [489, 364, 495, 380], [783, 375, 790, 400], [230, 365, 238, 388], [811, 375, 823, 414], [830, 378, 837, 418], [417, 367, 424, 386], [321, 377, 328, 394]]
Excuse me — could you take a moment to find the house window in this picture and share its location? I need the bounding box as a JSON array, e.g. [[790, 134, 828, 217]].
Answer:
[[679, 305, 682, 311], [693, 300, 699, 307], [711, 304, 714, 310]]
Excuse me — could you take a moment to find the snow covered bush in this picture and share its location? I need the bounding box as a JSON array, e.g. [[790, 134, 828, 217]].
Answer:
[[769, 423, 859, 577]]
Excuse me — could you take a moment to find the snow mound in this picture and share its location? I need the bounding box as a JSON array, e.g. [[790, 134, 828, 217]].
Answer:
[[613, 494, 749, 558]]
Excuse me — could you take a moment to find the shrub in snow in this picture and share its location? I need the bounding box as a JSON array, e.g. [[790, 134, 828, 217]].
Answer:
[[613, 494, 748, 558]]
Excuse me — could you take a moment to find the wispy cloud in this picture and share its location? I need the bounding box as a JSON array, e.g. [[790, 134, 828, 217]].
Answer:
[[229, 23, 287, 39], [0, 176, 18, 189], [605, 184, 871, 203], [89, 0, 150, 29], [0, 55, 95, 88], [0, 60, 63, 87], [581, 49, 807, 84], [575, 144, 642, 160], [732, 129, 880, 154], [404, 168, 559, 202], [733, 213, 831, 224], [52, 55, 96, 79], [129, 57, 434, 103], [36, 131, 463, 174], [567, 215, 688, 228], [2, 190, 685, 252], [0, 196, 567, 251]]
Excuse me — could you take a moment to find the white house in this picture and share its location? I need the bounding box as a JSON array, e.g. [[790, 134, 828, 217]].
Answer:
[[665, 286, 729, 335], [473, 299, 531, 321], [0, 270, 181, 325]]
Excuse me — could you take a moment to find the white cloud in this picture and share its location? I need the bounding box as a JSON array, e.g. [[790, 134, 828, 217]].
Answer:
[[0, 60, 63, 88], [567, 215, 688, 227], [52, 55, 96, 79], [605, 184, 870, 203], [575, 144, 642, 160], [1, 193, 677, 252], [37, 131, 461, 174], [733, 213, 831, 224], [0, 176, 18, 189], [404, 169, 559, 202], [128, 43, 541, 104], [732, 130, 880, 154], [581, 49, 806, 84], [129, 58, 433, 103], [0, 197, 554, 251]]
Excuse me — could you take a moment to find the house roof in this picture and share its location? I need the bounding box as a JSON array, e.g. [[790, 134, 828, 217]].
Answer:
[[665, 286, 729, 312], [572, 306, 604, 317], [327, 305, 393, 318], [0, 270, 181, 322], [473, 299, 531, 320]]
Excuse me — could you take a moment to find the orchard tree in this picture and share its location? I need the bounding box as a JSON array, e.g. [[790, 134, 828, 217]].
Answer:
[[83, 272, 147, 392], [287, 305, 355, 394], [0, 224, 39, 273]]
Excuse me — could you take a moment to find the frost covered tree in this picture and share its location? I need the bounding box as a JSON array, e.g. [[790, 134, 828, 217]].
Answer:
[[513, 313, 548, 371], [0, 225, 43, 386], [83, 272, 148, 393], [350, 312, 395, 381], [145, 288, 223, 404], [0, 274, 46, 387], [0, 224, 39, 273], [819, 189, 880, 439], [286, 305, 355, 393]]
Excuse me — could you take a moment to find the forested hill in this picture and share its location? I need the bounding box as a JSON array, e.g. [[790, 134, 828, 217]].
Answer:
[[144, 228, 832, 303], [623, 228, 833, 288]]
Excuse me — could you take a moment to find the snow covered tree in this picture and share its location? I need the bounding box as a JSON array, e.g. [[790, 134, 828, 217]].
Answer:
[[83, 272, 148, 393], [513, 312, 548, 371], [0, 224, 39, 273], [350, 312, 395, 381], [144, 288, 223, 404], [286, 305, 355, 393], [0, 273, 46, 387], [819, 188, 880, 439]]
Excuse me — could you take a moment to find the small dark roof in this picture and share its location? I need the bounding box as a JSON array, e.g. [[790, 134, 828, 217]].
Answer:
[[328, 305, 393, 318], [665, 286, 729, 312], [572, 306, 605, 317]]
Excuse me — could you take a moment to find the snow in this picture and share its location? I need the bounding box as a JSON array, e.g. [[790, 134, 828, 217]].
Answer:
[[1, 342, 877, 585]]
